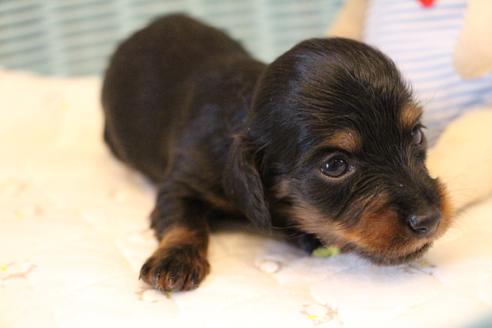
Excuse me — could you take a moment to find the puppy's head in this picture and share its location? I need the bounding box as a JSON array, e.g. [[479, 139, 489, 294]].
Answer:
[[224, 38, 452, 264]]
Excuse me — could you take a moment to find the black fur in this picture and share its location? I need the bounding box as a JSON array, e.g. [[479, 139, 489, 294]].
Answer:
[[102, 14, 450, 292]]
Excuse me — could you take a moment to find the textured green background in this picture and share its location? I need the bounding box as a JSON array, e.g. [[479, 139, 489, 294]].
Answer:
[[0, 0, 343, 76]]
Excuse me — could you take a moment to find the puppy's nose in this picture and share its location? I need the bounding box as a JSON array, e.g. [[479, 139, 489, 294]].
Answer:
[[407, 208, 440, 237]]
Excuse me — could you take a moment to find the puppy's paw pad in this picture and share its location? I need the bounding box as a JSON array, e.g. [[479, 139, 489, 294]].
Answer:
[[139, 246, 210, 292]]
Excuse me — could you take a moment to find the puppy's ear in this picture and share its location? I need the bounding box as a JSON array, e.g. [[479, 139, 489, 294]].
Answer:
[[223, 135, 271, 229]]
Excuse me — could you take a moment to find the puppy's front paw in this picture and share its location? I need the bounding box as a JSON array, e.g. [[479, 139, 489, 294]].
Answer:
[[139, 246, 210, 292]]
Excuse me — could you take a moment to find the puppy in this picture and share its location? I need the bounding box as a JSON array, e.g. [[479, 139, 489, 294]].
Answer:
[[102, 14, 452, 292]]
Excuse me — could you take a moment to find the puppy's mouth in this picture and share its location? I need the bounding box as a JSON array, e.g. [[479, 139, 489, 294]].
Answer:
[[344, 242, 432, 265]]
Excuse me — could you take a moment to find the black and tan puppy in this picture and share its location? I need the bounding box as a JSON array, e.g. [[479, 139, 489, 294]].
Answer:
[[102, 14, 451, 292]]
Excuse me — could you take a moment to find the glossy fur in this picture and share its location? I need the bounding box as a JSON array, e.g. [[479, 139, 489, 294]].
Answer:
[[102, 14, 451, 292]]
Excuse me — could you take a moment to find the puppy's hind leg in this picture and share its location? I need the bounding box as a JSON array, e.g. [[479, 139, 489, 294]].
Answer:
[[139, 182, 210, 292]]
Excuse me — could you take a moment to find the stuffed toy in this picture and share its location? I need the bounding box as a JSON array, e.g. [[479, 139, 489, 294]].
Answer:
[[328, 0, 492, 211]]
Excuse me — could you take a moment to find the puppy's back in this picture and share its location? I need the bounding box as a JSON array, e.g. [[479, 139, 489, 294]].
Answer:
[[102, 14, 248, 181]]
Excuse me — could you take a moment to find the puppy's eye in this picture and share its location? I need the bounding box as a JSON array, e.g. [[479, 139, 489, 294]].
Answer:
[[411, 125, 424, 145], [321, 155, 349, 178]]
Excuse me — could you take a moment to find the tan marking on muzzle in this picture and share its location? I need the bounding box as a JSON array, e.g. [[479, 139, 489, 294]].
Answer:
[[287, 188, 452, 260]]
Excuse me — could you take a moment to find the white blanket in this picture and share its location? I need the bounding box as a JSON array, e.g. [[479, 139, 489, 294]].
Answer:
[[1, 69, 491, 328]]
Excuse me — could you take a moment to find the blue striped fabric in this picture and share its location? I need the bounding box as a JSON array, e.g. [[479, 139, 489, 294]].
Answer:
[[364, 0, 492, 144], [0, 0, 343, 76]]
